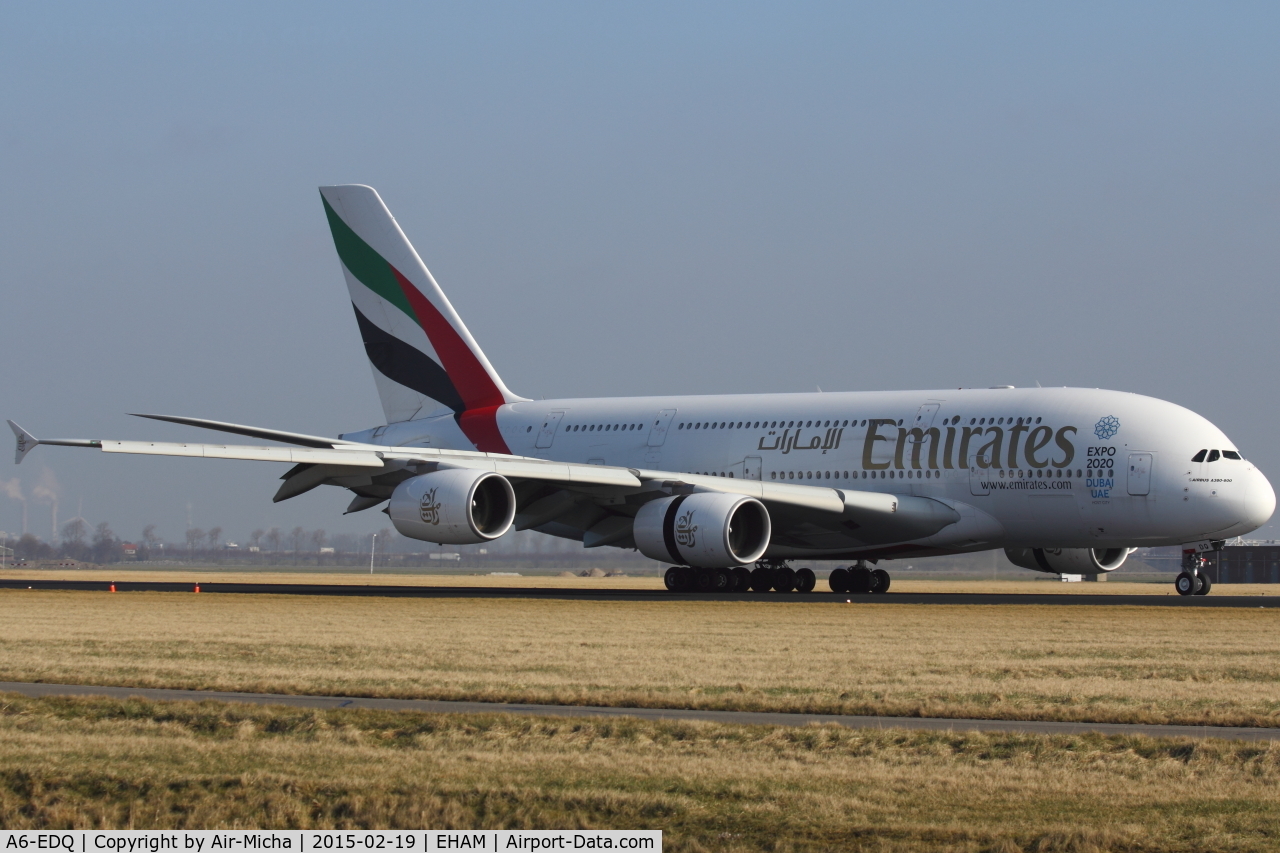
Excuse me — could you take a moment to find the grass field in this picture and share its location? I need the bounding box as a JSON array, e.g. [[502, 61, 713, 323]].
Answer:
[[1, 588, 1277, 727], [1, 693, 1277, 850]]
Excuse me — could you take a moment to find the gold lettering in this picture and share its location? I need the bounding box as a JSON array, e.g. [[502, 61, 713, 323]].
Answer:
[[974, 427, 1004, 469], [1052, 426, 1077, 468], [1023, 426, 1053, 468], [958, 426, 983, 469], [862, 419, 895, 470], [1007, 424, 1030, 468], [907, 427, 940, 469]]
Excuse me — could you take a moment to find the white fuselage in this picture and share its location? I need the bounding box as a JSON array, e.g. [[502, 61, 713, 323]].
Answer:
[[342, 386, 1275, 559]]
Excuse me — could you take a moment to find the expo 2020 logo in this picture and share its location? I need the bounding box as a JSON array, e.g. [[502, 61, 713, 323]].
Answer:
[[1094, 416, 1120, 440]]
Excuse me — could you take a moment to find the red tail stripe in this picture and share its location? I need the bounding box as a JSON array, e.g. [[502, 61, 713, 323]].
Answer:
[[389, 265, 510, 454]]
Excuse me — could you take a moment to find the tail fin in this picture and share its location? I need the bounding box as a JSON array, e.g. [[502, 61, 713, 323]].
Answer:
[[320, 185, 524, 451]]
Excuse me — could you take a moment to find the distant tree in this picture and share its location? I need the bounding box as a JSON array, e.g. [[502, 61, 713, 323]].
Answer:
[[250, 529, 264, 549], [266, 527, 281, 554], [61, 518, 86, 547], [185, 528, 205, 560], [289, 526, 306, 563], [310, 529, 327, 565], [91, 522, 117, 564], [15, 533, 49, 560], [140, 524, 160, 561], [207, 527, 222, 563]]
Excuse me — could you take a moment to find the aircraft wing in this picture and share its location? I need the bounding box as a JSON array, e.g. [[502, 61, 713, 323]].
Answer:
[[8, 418, 959, 551]]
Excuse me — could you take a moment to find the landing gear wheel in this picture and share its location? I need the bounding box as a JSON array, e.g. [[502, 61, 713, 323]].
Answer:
[[795, 568, 816, 593], [731, 566, 751, 592], [829, 568, 849, 593], [774, 567, 797, 593], [664, 566, 685, 592], [870, 568, 891, 594], [1195, 574, 1212, 595], [1175, 571, 1198, 596], [749, 567, 774, 592], [848, 566, 873, 594]]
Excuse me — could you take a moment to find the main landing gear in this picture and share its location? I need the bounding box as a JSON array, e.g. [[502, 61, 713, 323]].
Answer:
[[663, 562, 816, 593], [1175, 548, 1213, 596], [829, 561, 890, 595]]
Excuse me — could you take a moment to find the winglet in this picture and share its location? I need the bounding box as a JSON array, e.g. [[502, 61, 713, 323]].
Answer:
[[7, 421, 39, 465]]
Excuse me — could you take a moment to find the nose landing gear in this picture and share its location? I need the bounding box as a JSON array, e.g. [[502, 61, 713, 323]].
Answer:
[[1175, 547, 1216, 596]]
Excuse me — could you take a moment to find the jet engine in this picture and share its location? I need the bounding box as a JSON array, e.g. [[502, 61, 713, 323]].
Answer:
[[388, 468, 516, 544], [1004, 547, 1132, 574], [634, 493, 771, 567]]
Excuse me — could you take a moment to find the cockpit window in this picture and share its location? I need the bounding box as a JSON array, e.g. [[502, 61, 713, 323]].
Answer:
[[1207, 449, 1221, 462], [1191, 449, 1207, 462], [1222, 450, 1242, 460]]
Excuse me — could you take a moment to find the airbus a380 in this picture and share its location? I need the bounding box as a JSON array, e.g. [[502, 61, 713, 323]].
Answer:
[[10, 185, 1274, 595]]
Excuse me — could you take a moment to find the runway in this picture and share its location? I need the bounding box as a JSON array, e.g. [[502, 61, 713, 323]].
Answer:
[[3, 681, 1275, 742], [0, 577, 1276, 606]]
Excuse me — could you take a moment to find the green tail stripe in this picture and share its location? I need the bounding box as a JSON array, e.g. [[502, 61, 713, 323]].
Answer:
[[322, 196, 417, 323]]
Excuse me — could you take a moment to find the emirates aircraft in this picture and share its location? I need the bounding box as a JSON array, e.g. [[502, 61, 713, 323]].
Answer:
[[10, 185, 1274, 596]]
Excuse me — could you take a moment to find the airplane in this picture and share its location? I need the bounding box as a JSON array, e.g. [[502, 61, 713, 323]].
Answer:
[[9, 185, 1274, 596]]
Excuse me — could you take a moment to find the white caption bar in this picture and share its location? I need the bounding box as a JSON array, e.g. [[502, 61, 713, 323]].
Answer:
[[0, 831, 661, 852]]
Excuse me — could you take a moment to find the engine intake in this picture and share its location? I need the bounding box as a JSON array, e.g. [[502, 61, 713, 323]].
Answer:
[[634, 493, 770, 567], [388, 469, 516, 544], [1004, 547, 1132, 574]]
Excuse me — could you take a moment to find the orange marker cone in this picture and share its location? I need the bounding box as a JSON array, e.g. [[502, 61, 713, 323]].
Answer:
[[193, 584, 200, 593], [109, 583, 116, 593]]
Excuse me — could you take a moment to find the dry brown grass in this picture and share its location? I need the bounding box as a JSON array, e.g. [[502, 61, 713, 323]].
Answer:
[[1, 590, 1278, 727], [0, 693, 1277, 851]]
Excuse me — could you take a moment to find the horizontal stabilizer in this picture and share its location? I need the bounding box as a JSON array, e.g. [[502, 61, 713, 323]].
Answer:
[[130, 414, 356, 449]]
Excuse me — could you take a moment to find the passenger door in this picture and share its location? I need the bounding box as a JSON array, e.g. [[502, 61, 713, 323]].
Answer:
[[647, 409, 677, 447], [744, 456, 762, 481], [535, 411, 565, 449], [1127, 452, 1153, 496]]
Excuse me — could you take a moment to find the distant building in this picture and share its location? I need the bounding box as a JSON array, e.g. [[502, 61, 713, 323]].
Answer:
[[1206, 545, 1280, 584], [121, 542, 137, 557]]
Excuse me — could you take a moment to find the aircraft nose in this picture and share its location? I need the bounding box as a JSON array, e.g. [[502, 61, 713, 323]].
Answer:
[[1243, 468, 1276, 532]]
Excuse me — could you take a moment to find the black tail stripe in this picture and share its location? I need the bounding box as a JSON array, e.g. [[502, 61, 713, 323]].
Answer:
[[662, 495, 688, 564], [352, 305, 465, 414]]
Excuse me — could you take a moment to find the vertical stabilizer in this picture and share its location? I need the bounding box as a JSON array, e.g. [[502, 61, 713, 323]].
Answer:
[[320, 185, 523, 452]]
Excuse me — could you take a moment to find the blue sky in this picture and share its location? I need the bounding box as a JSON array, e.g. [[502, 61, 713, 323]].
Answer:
[[2, 3, 1278, 545]]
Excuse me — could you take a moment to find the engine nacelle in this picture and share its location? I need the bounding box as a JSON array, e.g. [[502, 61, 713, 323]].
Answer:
[[1004, 547, 1132, 574], [388, 469, 516, 544], [634, 492, 770, 567]]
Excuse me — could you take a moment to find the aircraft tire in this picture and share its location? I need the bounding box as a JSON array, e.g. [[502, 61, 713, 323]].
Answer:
[[848, 566, 874, 594], [828, 568, 849, 593], [1195, 574, 1212, 595], [871, 568, 891, 594], [795, 568, 816, 593], [1174, 572, 1197, 596], [731, 566, 751, 592], [749, 567, 774, 592], [774, 567, 797, 593], [664, 567, 684, 592]]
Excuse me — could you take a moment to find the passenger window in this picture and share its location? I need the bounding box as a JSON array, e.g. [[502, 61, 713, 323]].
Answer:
[[1207, 449, 1221, 462], [1223, 450, 1242, 460]]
